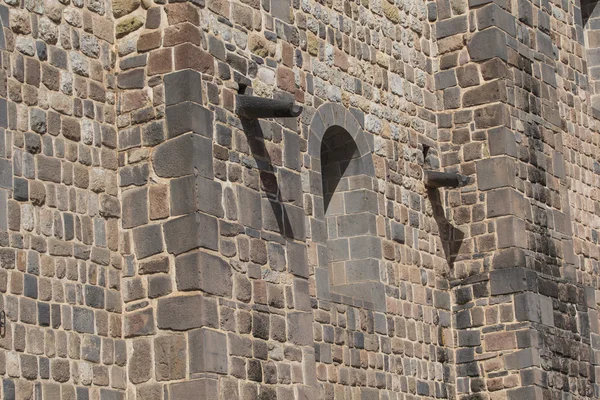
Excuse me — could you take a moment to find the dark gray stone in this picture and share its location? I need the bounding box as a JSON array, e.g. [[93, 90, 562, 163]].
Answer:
[[468, 28, 508, 61], [132, 224, 164, 259], [196, 176, 223, 217], [164, 69, 203, 106], [175, 250, 232, 296], [163, 212, 218, 255], [152, 134, 213, 179], [237, 186, 262, 229], [189, 328, 228, 374], [166, 102, 213, 138], [122, 187, 148, 228], [73, 307, 95, 334], [157, 295, 218, 331]]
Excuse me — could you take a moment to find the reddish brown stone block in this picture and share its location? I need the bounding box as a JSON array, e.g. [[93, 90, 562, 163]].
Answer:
[[174, 43, 214, 75]]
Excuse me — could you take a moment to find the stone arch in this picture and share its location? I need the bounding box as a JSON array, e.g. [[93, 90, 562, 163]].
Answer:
[[306, 103, 385, 311]]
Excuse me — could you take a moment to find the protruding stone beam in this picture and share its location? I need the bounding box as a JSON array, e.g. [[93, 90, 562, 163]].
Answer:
[[424, 170, 469, 188], [235, 95, 303, 119]]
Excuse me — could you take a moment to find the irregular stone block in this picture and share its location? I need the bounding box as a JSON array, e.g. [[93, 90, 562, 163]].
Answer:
[[124, 307, 156, 338], [468, 28, 507, 61]]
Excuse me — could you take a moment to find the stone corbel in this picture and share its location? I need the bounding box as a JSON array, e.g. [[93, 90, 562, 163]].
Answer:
[[235, 95, 303, 119]]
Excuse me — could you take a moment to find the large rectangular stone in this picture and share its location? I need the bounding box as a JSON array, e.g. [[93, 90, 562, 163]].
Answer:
[[157, 295, 217, 331], [486, 187, 525, 218], [189, 328, 227, 374], [476, 157, 515, 190], [468, 28, 508, 61], [196, 176, 223, 217], [237, 186, 262, 230], [175, 250, 232, 297], [169, 379, 218, 400], [132, 224, 164, 260], [153, 134, 213, 179], [0, 158, 11, 189], [163, 212, 218, 255], [287, 241, 308, 278], [164, 69, 203, 106], [166, 102, 213, 139], [477, 4, 516, 36], [496, 216, 526, 248], [490, 267, 537, 295]]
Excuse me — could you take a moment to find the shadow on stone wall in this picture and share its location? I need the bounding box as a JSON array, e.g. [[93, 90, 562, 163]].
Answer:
[[428, 187, 465, 269], [241, 118, 295, 239]]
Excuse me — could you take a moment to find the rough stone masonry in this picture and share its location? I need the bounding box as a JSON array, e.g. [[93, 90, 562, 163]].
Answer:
[[0, 0, 600, 398]]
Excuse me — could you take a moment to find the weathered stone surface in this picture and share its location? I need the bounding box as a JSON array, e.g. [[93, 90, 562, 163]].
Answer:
[[129, 339, 152, 384], [176, 250, 232, 296], [163, 212, 218, 255], [112, 0, 140, 18], [189, 328, 227, 374], [116, 16, 144, 39], [157, 295, 217, 331]]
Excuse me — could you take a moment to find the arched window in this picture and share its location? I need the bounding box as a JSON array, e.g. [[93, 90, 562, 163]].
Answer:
[[308, 103, 385, 311]]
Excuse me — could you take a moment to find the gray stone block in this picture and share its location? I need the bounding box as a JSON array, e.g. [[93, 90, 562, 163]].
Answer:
[[122, 187, 148, 229], [345, 258, 380, 283], [132, 224, 164, 260], [283, 129, 300, 171], [166, 102, 213, 139], [73, 306, 94, 334], [337, 213, 377, 237], [157, 295, 217, 331], [124, 307, 156, 338], [153, 134, 213, 179], [491, 247, 526, 269], [490, 267, 537, 295], [468, 28, 508, 61], [349, 237, 382, 260], [196, 176, 223, 217], [496, 216, 526, 249], [279, 169, 303, 206], [271, 0, 291, 22], [344, 189, 378, 214], [237, 186, 262, 230], [486, 187, 524, 218], [287, 241, 308, 278], [488, 126, 517, 157], [287, 312, 313, 345], [164, 69, 203, 106], [284, 204, 306, 240], [175, 250, 232, 297], [391, 221, 405, 243], [169, 379, 218, 400], [170, 175, 196, 216], [163, 212, 218, 255], [477, 3, 516, 36], [476, 157, 515, 190], [85, 285, 104, 309], [189, 328, 228, 374], [436, 15, 468, 39], [503, 348, 540, 370], [0, 158, 11, 189]]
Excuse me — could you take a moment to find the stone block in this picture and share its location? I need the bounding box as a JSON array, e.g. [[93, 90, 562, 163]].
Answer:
[[163, 212, 218, 255], [337, 213, 377, 237], [73, 307, 94, 334], [436, 15, 467, 39], [491, 247, 526, 269], [474, 103, 509, 129], [175, 250, 232, 297], [462, 80, 507, 107], [476, 157, 515, 190], [155, 335, 186, 381], [477, 3, 516, 36], [189, 328, 228, 374], [122, 187, 148, 229], [237, 186, 262, 230], [490, 267, 537, 295], [152, 134, 213, 179], [503, 348, 540, 370], [196, 176, 223, 217], [129, 339, 152, 384], [157, 295, 217, 331], [487, 187, 525, 218], [488, 126, 517, 156], [287, 241, 308, 278], [345, 258, 380, 282], [284, 204, 306, 240], [344, 189, 378, 214], [166, 102, 213, 139], [164, 69, 202, 106], [349, 236, 381, 260], [468, 28, 507, 61], [170, 175, 195, 216], [287, 312, 313, 345], [148, 275, 172, 299], [276, 170, 302, 207], [124, 307, 155, 338], [169, 379, 218, 400], [36, 155, 61, 183], [271, 0, 291, 22], [132, 224, 163, 260], [496, 216, 526, 249]]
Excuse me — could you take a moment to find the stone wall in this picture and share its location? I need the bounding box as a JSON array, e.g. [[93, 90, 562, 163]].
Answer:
[[1, 0, 600, 398]]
